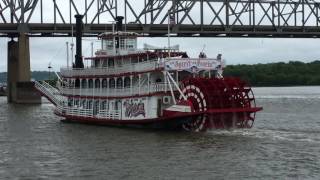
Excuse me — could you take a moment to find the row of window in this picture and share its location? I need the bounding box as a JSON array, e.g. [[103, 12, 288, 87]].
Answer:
[[102, 38, 136, 50], [71, 77, 132, 89], [68, 98, 121, 111]]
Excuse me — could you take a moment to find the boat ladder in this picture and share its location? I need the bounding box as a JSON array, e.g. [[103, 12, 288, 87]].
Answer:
[[34, 81, 65, 106]]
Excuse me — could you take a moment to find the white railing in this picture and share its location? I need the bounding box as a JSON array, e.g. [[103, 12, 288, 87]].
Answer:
[[55, 105, 121, 120], [35, 81, 122, 120], [97, 110, 120, 119], [41, 81, 60, 94], [34, 81, 65, 105], [60, 57, 225, 78], [60, 60, 161, 77], [55, 106, 93, 117], [60, 82, 173, 97]]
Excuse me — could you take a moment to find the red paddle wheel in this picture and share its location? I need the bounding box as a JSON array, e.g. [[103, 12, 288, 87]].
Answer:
[[179, 77, 261, 132]]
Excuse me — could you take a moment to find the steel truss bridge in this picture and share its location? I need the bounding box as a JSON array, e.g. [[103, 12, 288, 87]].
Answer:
[[1, 0, 320, 38]]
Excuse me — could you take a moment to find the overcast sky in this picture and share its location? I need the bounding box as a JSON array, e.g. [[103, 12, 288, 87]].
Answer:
[[0, 37, 320, 72], [1, 0, 320, 72]]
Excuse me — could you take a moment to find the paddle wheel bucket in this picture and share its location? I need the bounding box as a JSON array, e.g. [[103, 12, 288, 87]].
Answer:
[[179, 77, 262, 132]]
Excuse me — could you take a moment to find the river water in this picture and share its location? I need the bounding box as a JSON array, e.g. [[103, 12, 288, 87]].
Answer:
[[0, 86, 320, 179]]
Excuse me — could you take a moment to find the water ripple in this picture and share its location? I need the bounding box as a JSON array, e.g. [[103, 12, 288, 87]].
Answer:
[[0, 87, 320, 179]]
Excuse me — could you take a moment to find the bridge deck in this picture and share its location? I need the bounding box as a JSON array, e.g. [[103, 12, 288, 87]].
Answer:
[[1, 0, 320, 38], [1, 24, 320, 38]]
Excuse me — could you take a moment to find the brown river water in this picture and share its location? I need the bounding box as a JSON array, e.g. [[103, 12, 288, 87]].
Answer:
[[0, 86, 320, 179]]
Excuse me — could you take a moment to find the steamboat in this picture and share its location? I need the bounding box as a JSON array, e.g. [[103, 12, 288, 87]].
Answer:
[[34, 15, 262, 132]]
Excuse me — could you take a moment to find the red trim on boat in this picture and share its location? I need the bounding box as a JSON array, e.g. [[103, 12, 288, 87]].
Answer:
[[56, 111, 197, 125], [206, 107, 263, 113], [54, 106, 262, 125], [61, 91, 174, 100], [85, 51, 187, 60]]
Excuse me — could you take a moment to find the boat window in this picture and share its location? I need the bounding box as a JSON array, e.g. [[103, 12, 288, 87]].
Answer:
[[124, 77, 131, 87], [111, 101, 114, 110], [88, 79, 93, 88], [94, 101, 99, 109], [87, 100, 93, 109], [103, 39, 113, 50], [116, 60, 122, 66], [120, 38, 125, 49], [81, 79, 87, 88], [108, 58, 114, 67], [75, 99, 79, 106], [75, 79, 80, 88], [126, 38, 136, 49], [82, 100, 86, 108], [95, 79, 100, 88], [100, 101, 104, 110], [68, 79, 72, 87], [115, 101, 120, 110], [100, 101, 107, 110], [106, 101, 109, 110], [117, 78, 123, 88], [68, 98, 73, 106], [100, 101, 105, 110], [102, 79, 108, 88], [95, 60, 100, 68], [109, 79, 115, 88], [102, 60, 108, 67], [62, 79, 67, 87]]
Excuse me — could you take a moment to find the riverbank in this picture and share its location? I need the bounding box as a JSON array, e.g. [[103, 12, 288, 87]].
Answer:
[[1, 61, 320, 87], [224, 60, 320, 87]]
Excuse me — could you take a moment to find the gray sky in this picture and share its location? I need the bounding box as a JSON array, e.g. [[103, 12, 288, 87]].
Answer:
[[1, 1, 320, 72], [0, 37, 319, 72]]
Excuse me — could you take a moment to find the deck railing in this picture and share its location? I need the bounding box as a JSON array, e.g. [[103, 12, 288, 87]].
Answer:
[[55, 105, 121, 120], [97, 110, 120, 119], [35, 80, 122, 119], [60, 60, 161, 77], [34, 81, 66, 105], [59, 82, 173, 97]]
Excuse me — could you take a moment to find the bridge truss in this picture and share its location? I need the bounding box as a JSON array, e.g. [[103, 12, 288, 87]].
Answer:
[[0, 0, 320, 37]]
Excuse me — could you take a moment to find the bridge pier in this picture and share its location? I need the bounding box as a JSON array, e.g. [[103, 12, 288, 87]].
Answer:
[[7, 33, 41, 103]]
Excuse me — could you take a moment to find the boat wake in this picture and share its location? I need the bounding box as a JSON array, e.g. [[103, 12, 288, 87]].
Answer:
[[255, 95, 320, 99], [207, 128, 320, 144]]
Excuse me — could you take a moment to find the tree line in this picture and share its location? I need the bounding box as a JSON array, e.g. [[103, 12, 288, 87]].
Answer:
[[0, 71, 51, 84], [0, 61, 320, 86], [224, 60, 320, 86]]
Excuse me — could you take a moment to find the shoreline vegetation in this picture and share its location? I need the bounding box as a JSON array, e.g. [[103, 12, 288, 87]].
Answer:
[[224, 60, 320, 87], [0, 61, 320, 87], [0, 71, 51, 84]]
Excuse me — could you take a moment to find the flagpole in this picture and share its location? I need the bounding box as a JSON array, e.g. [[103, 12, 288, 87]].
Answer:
[[66, 42, 69, 68], [167, 10, 170, 58]]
